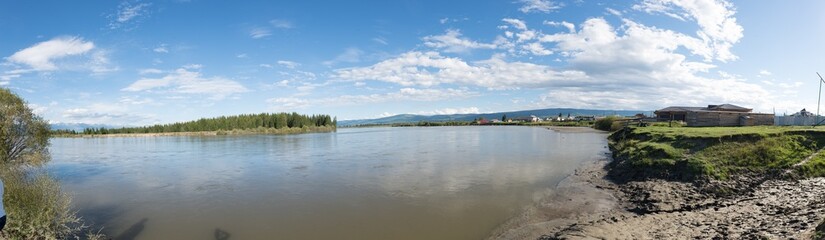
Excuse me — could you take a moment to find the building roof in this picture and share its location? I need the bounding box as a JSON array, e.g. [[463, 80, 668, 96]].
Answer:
[[656, 106, 706, 113], [706, 104, 751, 112], [655, 104, 753, 114]]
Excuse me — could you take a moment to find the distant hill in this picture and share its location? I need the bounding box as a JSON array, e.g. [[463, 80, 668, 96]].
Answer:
[[50, 123, 123, 132], [338, 108, 650, 126]]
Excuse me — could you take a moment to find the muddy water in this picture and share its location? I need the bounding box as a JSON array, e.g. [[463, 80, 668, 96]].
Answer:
[[48, 126, 607, 239]]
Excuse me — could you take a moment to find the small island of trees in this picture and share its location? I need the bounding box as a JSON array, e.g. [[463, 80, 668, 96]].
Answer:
[[54, 112, 336, 136]]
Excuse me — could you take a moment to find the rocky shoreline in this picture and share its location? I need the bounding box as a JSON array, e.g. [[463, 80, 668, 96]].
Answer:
[[487, 157, 825, 239]]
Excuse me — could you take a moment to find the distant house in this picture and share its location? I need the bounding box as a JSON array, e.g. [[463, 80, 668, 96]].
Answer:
[[574, 116, 595, 121], [791, 108, 815, 117], [776, 108, 819, 126], [654, 104, 773, 127], [512, 115, 540, 123], [490, 119, 503, 123]]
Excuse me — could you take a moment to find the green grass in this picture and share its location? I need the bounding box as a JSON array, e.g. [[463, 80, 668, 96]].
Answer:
[[692, 135, 816, 179], [610, 126, 825, 181], [630, 126, 821, 139], [797, 151, 825, 178]]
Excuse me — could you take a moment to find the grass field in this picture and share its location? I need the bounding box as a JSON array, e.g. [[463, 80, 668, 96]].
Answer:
[[610, 126, 825, 180]]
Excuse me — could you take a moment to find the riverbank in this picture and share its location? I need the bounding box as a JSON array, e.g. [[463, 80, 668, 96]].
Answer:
[[52, 126, 337, 138], [489, 126, 825, 239]]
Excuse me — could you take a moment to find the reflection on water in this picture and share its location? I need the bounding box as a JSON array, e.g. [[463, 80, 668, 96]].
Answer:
[[48, 126, 607, 239]]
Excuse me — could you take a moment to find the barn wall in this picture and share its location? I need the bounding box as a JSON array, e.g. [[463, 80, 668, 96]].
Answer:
[[685, 111, 774, 127]]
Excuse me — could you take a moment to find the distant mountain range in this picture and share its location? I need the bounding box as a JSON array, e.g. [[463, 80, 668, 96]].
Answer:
[[338, 108, 650, 126], [50, 123, 123, 132]]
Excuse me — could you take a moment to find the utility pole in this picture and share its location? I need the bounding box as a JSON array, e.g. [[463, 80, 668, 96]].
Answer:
[[818, 72, 824, 127]]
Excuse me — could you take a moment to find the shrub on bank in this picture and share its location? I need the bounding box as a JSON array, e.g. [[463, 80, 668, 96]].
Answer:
[[594, 116, 619, 131], [1, 87, 105, 239], [0, 167, 106, 239]]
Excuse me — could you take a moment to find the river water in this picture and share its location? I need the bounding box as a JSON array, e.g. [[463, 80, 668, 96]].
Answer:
[[47, 126, 607, 239]]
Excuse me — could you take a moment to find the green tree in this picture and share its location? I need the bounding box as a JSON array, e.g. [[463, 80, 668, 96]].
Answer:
[[501, 114, 507, 122], [0, 88, 50, 165]]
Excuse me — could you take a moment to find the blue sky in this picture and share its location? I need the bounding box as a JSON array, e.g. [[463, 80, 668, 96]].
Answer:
[[1, 0, 823, 125]]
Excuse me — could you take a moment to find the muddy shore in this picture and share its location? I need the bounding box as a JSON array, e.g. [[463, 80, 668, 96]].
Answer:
[[487, 157, 825, 239]]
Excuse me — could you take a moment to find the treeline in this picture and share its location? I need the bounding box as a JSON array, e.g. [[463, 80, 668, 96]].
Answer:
[[66, 112, 336, 135]]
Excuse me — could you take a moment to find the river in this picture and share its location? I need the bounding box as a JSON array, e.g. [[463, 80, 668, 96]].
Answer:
[[47, 126, 607, 239]]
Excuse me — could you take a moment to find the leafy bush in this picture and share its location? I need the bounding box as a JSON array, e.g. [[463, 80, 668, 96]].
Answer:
[[594, 116, 618, 131], [0, 88, 106, 239], [0, 168, 105, 239], [0, 88, 50, 166]]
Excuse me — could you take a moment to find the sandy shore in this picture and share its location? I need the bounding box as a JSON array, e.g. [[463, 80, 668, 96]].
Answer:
[[487, 158, 825, 239]]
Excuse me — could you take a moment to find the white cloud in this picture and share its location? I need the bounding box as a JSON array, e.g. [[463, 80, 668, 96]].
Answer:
[[518, 0, 563, 13], [109, 1, 151, 30], [417, 107, 481, 115], [335, 51, 587, 89], [270, 19, 294, 29], [544, 21, 576, 33], [501, 18, 528, 31], [633, 0, 743, 62], [539, 18, 715, 72], [249, 27, 272, 39], [88, 50, 118, 74], [28, 103, 48, 115], [117, 2, 150, 22], [268, 88, 478, 110], [0, 74, 20, 81], [377, 112, 395, 118], [277, 60, 300, 69], [606, 8, 623, 16], [62, 107, 154, 125], [7, 36, 95, 71], [259, 64, 274, 68], [323, 48, 363, 66], [119, 96, 154, 105], [182, 64, 202, 70], [422, 29, 498, 53], [522, 16, 773, 110], [153, 44, 168, 53], [522, 42, 552, 55], [139, 68, 163, 75], [372, 37, 389, 45], [236, 53, 248, 58], [438, 17, 469, 24], [122, 66, 249, 99], [758, 70, 772, 77], [337, 3, 782, 112]]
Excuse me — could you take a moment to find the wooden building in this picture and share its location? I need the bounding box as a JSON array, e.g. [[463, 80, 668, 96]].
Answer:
[[654, 104, 774, 127]]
